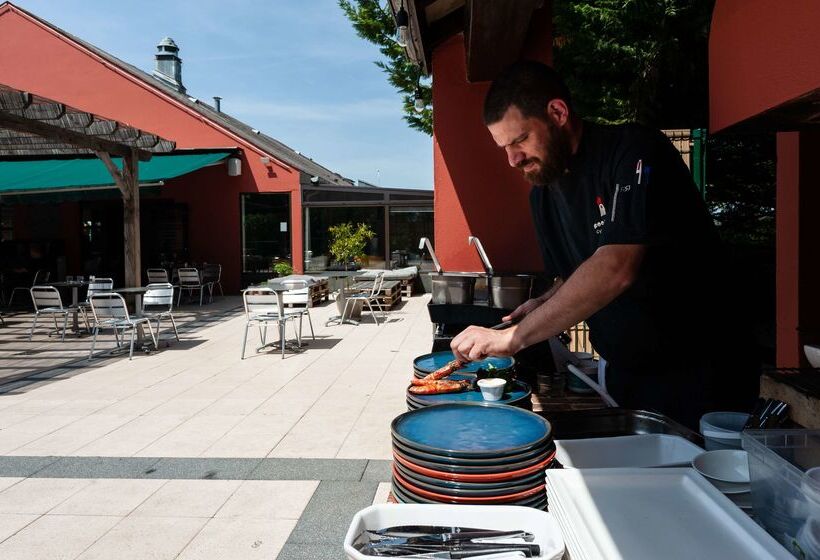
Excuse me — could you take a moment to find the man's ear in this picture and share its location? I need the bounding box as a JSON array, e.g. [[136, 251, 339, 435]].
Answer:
[[546, 99, 570, 126]]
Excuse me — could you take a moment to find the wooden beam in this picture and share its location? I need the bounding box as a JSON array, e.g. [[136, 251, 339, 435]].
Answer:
[[96, 150, 143, 288], [465, 0, 539, 82], [0, 109, 153, 161]]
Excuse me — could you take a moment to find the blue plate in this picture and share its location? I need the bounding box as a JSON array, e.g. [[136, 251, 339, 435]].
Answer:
[[407, 380, 531, 408], [392, 441, 555, 471], [413, 352, 514, 376], [391, 402, 552, 458]]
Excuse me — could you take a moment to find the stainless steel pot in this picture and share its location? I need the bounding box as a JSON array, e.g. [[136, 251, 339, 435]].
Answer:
[[429, 272, 481, 305], [489, 274, 534, 310]]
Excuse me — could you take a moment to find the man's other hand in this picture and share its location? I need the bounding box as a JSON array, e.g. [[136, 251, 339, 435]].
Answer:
[[450, 326, 522, 362], [502, 297, 543, 322]]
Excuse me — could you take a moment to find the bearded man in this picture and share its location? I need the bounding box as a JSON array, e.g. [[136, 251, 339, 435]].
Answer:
[[450, 61, 758, 428]]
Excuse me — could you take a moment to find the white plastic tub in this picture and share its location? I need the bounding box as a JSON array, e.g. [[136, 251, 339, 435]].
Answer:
[[554, 434, 704, 468], [344, 503, 565, 560]]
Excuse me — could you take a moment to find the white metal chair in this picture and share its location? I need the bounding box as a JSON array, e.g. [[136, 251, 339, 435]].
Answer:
[[279, 278, 316, 342], [141, 283, 179, 345], [342, 272, 386, 325], [241, 288, 302, 359], [9, 270, 49, 307], [71, 277, 113, 333], [203, 264, 223, 300], [29, 285, 69, 341], [146, 268, 169, 284], [88, 292, 157, 360], [177, 268, 208, 306]]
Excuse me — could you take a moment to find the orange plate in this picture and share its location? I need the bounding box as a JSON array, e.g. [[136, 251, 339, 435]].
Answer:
[[392, 465, 546, 503], [393, 449, 555, 482]]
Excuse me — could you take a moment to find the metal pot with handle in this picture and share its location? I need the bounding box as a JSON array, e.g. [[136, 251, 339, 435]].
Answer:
[[468, 236, 534, 310]]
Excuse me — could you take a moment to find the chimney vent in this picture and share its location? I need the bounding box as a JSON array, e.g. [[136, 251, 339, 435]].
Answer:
[[153, 37, 185, 93], [213, 96, 222, 112]]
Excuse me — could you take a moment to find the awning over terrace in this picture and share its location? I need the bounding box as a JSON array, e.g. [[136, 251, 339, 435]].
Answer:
[[0, 150, 233, 194]]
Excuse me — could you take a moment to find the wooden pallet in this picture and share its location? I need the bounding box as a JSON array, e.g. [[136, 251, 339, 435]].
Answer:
[[345, 280, 403, 309]]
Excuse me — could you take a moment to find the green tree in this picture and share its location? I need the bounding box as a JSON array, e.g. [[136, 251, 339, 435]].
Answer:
[[328, 222, 376, 269], [338, 0, 432, 134]]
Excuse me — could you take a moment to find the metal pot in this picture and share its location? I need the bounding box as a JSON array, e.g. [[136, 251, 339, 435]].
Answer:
[[429, 272, 481, 305], [489, 274, 534, 310]]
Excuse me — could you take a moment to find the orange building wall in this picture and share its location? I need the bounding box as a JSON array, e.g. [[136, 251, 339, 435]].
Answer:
[[709, 0, 820, 132], [430, 15, 551, 274], [0, 5, 303, 291]]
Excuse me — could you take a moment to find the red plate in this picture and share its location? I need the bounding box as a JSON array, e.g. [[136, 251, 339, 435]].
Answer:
[[393, 448, 555, 482], [392, 465, 546, 503]]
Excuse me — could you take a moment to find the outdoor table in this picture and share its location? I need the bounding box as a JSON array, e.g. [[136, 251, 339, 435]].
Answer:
[[249, 280, 305, 353], [49, 280, 90, 332]]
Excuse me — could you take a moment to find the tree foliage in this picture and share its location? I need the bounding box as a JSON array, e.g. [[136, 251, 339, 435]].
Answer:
[[328, 222, 376, 269], [338, 0, 432, 134]]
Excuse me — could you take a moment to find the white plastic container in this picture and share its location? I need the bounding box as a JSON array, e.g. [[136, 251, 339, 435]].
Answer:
[[554, 434, 703, 468], [742, 429, 820, 554], [343, 503, 565, 560], [797, 517, 820, 560], [477, 378, 506, 401], [701, 411, 750, 451]]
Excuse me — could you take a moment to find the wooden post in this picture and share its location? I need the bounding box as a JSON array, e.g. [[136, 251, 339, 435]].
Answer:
[[97, 149, 144, 288]]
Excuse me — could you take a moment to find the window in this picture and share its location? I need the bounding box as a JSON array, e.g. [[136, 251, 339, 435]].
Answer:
[[241, 193, 291, 273]]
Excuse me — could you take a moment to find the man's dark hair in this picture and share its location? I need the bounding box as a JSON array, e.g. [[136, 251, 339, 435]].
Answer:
[[483, 60, 572, 125]]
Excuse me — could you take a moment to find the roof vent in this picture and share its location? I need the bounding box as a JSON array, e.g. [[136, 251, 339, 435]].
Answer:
[[153, 37, 186, 93]]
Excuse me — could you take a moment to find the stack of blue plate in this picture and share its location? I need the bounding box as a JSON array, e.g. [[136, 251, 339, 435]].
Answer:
[[413, 352, 515, 379], [390, 403, 555, 509], [406, 375, 532, 410]]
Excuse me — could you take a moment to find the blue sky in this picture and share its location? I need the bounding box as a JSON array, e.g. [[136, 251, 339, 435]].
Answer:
[[14, 0, 433, 189]]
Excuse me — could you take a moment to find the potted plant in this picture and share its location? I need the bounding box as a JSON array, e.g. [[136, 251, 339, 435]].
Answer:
[[272, 260, 293, 277], [328, 222, 375, 270]]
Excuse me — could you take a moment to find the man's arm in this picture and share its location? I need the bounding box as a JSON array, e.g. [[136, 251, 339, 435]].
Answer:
[[451, 244, 645, 362]]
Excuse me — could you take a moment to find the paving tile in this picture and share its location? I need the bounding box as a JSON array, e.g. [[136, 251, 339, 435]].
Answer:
[[216, 480, 318, 520], [142, 457, 263, 480], [75, 516, 208, 560], [285, 481, 377, 545], [0, 514, 38, 543], [50, 479, 166, 516], [34, 456, 161, 478], [0, 478, 23, 493], [372, 482, 392, 505], [132, 479, 241, 517], [249, 458, 367, 481], [361, 460, 392, 482], [276, 542, 347, 560], [0, 514, 120, 560], [176, 517, 297, 560], [0, 477, 91, 514], [0, 457, 58, 477]]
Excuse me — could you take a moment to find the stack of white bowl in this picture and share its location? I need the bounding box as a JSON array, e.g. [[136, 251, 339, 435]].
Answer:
[[692, 449, 752, 510]]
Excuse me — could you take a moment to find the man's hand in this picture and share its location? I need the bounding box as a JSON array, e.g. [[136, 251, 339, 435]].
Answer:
[[502, 297, 543, 323], [450, 326, 523, 362]]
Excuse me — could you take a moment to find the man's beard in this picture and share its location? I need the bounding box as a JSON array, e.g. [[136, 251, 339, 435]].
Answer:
[[518, 122, 571, 185]]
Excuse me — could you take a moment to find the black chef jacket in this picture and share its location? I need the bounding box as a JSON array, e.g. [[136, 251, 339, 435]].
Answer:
[[530, 122, 757, 427]]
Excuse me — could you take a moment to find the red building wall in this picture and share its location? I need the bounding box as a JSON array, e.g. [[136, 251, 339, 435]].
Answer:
[[709, 0, 820, 133], [0, 4, 303, 292], [430, 14, 552, 274]]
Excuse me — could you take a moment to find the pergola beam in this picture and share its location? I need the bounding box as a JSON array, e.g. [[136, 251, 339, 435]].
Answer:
[[0, 109, 153, 161]]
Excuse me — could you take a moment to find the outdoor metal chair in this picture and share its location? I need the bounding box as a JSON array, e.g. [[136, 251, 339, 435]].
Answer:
[[71, 277, 113, 333], [177, 267, 208, 306], [146, 268, 169, 284], [29, 285, 69, 341], [278, 278, 316, 342], [9, 269, 49, 307], [88, 292, 157, 360], [342, 272, 386, 325], [203, 264, 223, 300], [141, 282, 179, 345], [241, 288, 302, 359]]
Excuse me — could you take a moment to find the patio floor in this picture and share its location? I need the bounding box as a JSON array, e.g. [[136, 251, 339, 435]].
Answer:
[[0, 293, 434, 559]]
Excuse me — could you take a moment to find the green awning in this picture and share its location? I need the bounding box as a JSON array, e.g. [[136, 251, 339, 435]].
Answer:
[[0, 150, 233, 194]]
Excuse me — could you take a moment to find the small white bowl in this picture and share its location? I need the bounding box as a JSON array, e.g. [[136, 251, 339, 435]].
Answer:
[[692, 450, 750, 484], [477, 378, 506, 401], [805, 345, 820, 368]]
